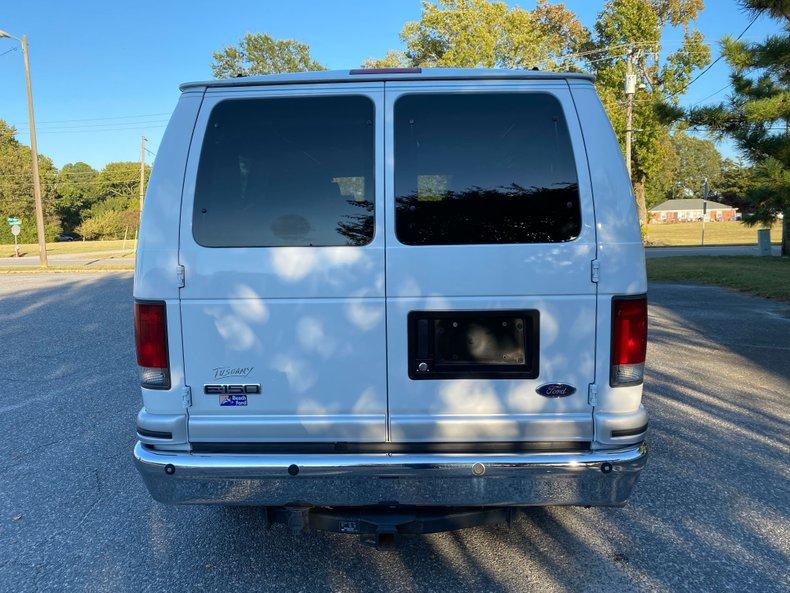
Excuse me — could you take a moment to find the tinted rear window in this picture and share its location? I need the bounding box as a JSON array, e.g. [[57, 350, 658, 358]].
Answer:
[[193, 95, 375, 247], [394, 93, 581, 245]]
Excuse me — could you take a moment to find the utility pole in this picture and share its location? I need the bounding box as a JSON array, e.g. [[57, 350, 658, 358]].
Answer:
[[624, 51, 636, 181], [0, 31, 49, 267], [624, 48, 648, 227], [20, 36, 47, 267], [139, 136, 147, 218], [784, 121, 789, 256], [701, 177, 709, 246]]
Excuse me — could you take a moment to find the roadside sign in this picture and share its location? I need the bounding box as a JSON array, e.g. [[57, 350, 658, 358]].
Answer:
[[7, 217, 20, 226], [10, 223, 21, 257]]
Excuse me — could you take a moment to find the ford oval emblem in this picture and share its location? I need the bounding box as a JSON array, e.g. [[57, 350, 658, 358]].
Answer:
[[536, 383, 576, 398]]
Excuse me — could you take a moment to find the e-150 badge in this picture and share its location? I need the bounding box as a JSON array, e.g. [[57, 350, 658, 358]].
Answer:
[[205, 384, 261, 394], [219, 394, 247, 407]]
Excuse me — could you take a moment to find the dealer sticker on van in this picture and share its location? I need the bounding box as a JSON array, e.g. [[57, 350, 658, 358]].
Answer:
[[219, 394, 247, 407]]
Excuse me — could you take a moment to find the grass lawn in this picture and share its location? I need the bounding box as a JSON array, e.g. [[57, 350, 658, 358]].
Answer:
[[647, 256, 790, 300], [646, 220, 781, 247], [0, 239, 136, 258]]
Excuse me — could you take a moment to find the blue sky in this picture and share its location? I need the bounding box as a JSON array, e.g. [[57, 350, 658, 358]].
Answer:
[[0, 0, 781, 170]]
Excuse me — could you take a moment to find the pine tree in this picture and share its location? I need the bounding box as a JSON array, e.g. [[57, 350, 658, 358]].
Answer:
[[688, 0, 790, 255]]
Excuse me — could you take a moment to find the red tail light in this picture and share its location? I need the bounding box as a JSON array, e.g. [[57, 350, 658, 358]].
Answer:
[[610, 295, 647, 386], [134, 301, 170, 389]]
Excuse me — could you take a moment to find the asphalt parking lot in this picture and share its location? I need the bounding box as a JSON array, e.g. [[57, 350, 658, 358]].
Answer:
[[0, 273, 787, 593]]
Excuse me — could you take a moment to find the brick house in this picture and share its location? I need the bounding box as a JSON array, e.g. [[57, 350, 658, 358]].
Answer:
[[649, 198, 739, 223]]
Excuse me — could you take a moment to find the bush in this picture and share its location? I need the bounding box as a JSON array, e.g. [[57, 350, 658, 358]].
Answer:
[[77, 209, 138, 240]]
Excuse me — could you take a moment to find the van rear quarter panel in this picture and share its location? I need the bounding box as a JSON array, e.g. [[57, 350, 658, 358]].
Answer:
[[134, 91, 203, 419], [569, 81, 647, 442], [134, 91, 203, 300]]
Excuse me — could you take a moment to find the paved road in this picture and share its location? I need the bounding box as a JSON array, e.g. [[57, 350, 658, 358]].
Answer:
[[645, 244, 782, 257], [0, 274, 787, 593]]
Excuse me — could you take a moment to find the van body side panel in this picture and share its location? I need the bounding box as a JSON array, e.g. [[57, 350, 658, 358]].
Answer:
[[178, 84, 387, 442], [134, 92, 202, 420], [567, 81, 646, 294], [568, 81, 647, 446], [134, 91, 203, 300], [384, 81, 598, 442]]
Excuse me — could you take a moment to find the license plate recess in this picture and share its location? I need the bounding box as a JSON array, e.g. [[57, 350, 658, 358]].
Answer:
[[408, 310, 539, 380]]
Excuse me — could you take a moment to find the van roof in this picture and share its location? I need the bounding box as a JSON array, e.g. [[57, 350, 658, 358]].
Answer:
[[179, 67, 594, 92]]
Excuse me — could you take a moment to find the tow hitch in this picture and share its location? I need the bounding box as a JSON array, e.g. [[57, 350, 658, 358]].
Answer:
[[264, 506, 518, 545]]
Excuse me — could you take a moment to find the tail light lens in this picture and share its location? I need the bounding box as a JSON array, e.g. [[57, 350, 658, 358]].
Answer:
[[610, 295, 647, 387], [134, 301, 170, 389]]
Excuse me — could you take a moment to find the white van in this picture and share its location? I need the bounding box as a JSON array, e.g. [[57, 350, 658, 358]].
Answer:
[[133, 68, 648, 538]]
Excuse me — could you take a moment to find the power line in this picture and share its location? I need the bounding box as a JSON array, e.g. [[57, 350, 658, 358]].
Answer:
[[9, 112, 171, 126], [0, 177, 142, 184], [691, 83, 732, 107], [686, 125, 787, 131], [0, 46, 19, 58], [559, 41, 659, 63], [15, 123, 168, 135], [31, 118, 170, 131], [16, 119, 169, 131], [673, 14, 759, 96], [0, 168, 147, 180], [0, 177, 144, 187]]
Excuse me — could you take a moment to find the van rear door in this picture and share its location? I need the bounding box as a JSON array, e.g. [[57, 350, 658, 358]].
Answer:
[[178, 84, 387, 443], [384, 81, 598, 444]]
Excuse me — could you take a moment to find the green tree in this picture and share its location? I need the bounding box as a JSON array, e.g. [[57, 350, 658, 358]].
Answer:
[[587, 0, 710, 226], [717, 159, 759, 213], [671, 133, 724, 196], [364, 0, 588, 70], [76, 207, 138, 240], [212, 33, 325, 78], [644, 133, 681, 209], [55, 162, 98, 233], [68, 162, 148, 240], [95, 161, 148, 199], [361, 50, 409, 70], [645, 132, 725, 208], [365, 0, 709, 234], [687, 0, 789, 254], [76, 194, 140, 240], [0, 119, 61, 244]]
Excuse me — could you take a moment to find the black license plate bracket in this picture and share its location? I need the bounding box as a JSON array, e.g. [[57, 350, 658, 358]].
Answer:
[[408, 310, 539, 380]]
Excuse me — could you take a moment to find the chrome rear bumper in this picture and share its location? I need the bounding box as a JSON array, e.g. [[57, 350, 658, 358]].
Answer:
[[133, 441, 647, 507]]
